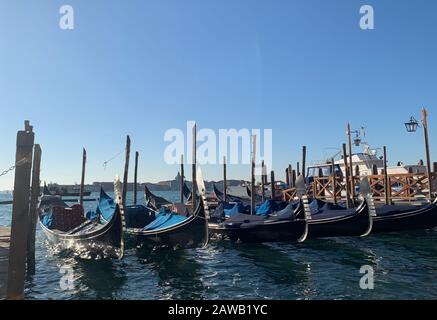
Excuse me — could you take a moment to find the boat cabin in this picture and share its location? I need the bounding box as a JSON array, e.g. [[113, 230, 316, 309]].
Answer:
[[306, 163, 343, 184]]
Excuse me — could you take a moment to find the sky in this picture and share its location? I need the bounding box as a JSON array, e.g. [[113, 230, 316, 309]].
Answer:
[[1, 0, 437, 190]]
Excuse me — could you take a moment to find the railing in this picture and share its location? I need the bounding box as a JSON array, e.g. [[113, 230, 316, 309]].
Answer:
[[282, 173, 436, 203]]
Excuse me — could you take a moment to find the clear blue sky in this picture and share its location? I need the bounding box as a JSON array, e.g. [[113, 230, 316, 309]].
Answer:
[[1, 0, 436, 190]]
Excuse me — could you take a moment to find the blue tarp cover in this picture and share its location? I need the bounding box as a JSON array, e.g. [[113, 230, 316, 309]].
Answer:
[[86, 210, 99, 222], [255, 200, 287, 216], [224, 203, 248, 217], [143, 213, 188, 231], [255, 200, 275, 216]]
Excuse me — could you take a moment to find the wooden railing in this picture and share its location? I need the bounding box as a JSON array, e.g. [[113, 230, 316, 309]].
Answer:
[[282, 173, 436, 203]]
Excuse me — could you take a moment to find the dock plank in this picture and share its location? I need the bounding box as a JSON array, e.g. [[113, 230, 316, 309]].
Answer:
[[0, 227, 11, 300]]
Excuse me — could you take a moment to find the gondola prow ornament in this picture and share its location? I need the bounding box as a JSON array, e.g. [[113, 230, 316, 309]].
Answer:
[[196, 166, 210, 247], [359, 176, 374, 237], [295, 174, 310, 242], [296, 174, 311, 221]]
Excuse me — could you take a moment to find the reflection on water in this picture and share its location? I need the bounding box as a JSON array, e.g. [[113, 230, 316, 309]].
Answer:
[[215, 241, 312, 299], [1, 192, 437, 300], [136, 247, 208, 300]]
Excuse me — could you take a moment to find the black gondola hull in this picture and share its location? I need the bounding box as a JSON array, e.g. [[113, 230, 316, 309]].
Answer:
[[125, 202, 208, 248], [126, 215, 206, 247], [307, 202, 372, 239], [373, 203, 437, 233], [209, 219, 307, 243], [39, 207, 124, 259]]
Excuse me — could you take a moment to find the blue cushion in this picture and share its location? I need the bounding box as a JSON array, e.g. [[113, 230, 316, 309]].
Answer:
[[41, 213, 55, 229]]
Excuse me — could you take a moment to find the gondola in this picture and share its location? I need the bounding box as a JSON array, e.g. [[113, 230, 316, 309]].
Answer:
[[38, 188, 124, 259], [246, 186, 263, 202], [213, 184, 249, 203], [297, 198, 373, 238], [144, 182, 192, 210], [182, 182, 192, 202], [144, 184, 172, 210], [308, 196, 437, 234], [119, 178, 209, 248], [371, 198, 437, 233], [208, 199, 308, 243], [288, 175, 374, 239]]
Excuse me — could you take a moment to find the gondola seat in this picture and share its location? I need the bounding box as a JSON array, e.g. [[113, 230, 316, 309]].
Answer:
[[125, 205, 155, 228], [171, 203, 193, 217], [309, 206, 357, 220], [223, 213, 266, 228], [48, 205, 87, 232], [310, 200, 347, 215]]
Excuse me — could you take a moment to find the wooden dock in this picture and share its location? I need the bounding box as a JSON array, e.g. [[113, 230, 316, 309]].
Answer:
[[0, 227, 11, 300]]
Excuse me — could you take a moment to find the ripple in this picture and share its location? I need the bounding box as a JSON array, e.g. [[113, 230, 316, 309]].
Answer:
[[2, 192, 437, 300]]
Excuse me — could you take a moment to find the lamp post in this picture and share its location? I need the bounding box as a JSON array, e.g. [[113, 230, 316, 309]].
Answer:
[[347, 124, 356, 202], [405, 108, 433, 201]]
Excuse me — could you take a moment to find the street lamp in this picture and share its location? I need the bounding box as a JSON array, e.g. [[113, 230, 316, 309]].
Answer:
[[404, 117, 420, 133], [405, 108, 433, 201]]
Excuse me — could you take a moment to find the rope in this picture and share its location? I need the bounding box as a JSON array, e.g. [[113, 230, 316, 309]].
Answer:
[[102, 150, 124, 170]]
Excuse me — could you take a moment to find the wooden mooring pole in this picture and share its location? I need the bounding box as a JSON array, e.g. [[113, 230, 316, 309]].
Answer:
[[288, 164, 293, 188], [180, 154, 185, 204], [331, 158, 337, 204], [192, 123, 197, 211], [271, 170, 276, 200], [250, 135, 257, 215], [79, 148, 86, 207], [122, 136, 131, 209], [261, 160, 265, 202], [134, 151, 139, 205], [285, 167, 289, 187], [342, 143, 351, 208], [422, 108, 433, 200], [302, 146, 307, 180], [27, 144, 42, 275], [223, 156, 227, 202], [347, 124, 356, 204], [383, 146, 391, 205], [7, 121, 35, 300]]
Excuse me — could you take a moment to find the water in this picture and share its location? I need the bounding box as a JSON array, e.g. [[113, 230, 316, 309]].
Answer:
[[1, 191, 436, 300]]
